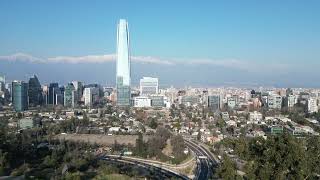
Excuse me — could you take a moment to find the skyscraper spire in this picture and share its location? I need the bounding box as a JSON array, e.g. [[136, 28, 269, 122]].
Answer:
[[116, 19, 131, 106]]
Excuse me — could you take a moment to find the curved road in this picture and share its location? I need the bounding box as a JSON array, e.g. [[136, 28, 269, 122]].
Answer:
[[184, 139, 219, 180], [101, 155, 190, 180]]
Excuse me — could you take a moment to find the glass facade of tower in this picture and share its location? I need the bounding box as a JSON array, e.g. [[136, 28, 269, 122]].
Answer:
[[12, 81, 28, 112], [28, 75, 43, 107], [72, 81, 83, 105], [208, 95, 220, 112], [116, 19, 131, 106], [48, 83, 60, 105], [0, 75, 5, 92], [64, 83, 75, 107]]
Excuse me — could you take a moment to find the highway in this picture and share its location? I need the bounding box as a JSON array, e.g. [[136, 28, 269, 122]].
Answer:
[[105, 154, 195, 169], [101, 155, 190, 180], [184, 138, 219, 180], [98, 135, 219, 179]]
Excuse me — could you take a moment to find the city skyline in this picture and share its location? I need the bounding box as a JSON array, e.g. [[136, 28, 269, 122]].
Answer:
[[1, 1, 320, 179], [0, 0, 320, 87]]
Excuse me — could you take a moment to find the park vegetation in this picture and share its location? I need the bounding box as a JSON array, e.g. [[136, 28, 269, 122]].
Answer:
[[217, 133, 320, 180], [134, 127, 188, 164]]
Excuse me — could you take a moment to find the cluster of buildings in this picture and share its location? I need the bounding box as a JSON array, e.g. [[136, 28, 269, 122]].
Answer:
[[161, 87, 320, 114], [1, 19, 319, 116], [0, 74, 108, 112], [0, 20, 166, 112]]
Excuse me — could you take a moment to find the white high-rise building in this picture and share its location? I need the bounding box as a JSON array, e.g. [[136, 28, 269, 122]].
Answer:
[[116, 19, 131, 106], [308, 98, 318, 113], [286, 94, 296, 109], [140, 77, 159, 95], [84, 87, 99, 107], [268, 94, 282, 109]]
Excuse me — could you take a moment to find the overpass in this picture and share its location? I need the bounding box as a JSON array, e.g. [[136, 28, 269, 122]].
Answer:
[[101, 155, 191, 180], [99, 137, 220, 180]]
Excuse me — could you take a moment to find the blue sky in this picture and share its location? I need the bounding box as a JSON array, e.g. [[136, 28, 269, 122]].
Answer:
[[0, 0, 320, 87]]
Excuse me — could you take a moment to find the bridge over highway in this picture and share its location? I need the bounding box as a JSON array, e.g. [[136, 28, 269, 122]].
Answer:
[[101, 155, 190, 180], [99, 137, 220, 180]]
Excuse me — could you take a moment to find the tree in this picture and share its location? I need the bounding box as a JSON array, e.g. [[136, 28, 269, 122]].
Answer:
[[245, 133, 309, 179], [217, 154, 238, 180], [171, 135, 186, 163], [234, 137, 249, 160], [94, 165, 120, 180], [155, 127, 171, 140], [216, 118, 225, 132], [0, 150, 9, 176], [134, 133, 147, 157], [65, 171, 82, 180], [149, 118, 158, 129], [306, 136, 320, 178]]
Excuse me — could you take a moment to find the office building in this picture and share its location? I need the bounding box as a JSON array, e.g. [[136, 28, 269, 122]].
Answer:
[[227, 97, 236, 109], [284, 94, 296, 109], [180, 95, 199, 106], [64, 83, 76, 107], [140, 77, 159, 95], [72, 81, 83, 103], [0, 75, 6, 101], [42, 85, 48, 105], [150, 95, 165, 107], [208, 95, 220, 112], [0, 75, 5, 92], [308, 98, 318, 113], [134, 96, 151, 108], [116, 19, 131, 106], [48, 83, 59, 105], [28, 75, 42, 107], [0, 75, 4, 82], [46, 83, 63, 105], [268, 94, 282, 109], [85, 84, 103, 97], [84, 87, 99, 107], [12, 81, 28, 112], [56, 87, 64, 105], [0, 79, 4, 99]]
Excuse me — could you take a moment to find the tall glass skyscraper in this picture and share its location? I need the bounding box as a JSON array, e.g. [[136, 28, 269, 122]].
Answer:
[[0, 75, 5, 92], [48, 83, 60, 105], [28, 75, 43, 107], [116, 19, 131, 106], [64, 83, 75, 107], [208, 95, 220, 112], [12, 81, 28, 112], [72, 81, 83, 105]]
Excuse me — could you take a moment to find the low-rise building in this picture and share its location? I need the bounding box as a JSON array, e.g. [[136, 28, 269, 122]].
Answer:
[[221, 112, 229, 121], [249, 111, 263, 122], [134, 96, 151, 108], [269, 126, 283, 134], [19, 117, 35, 129]]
